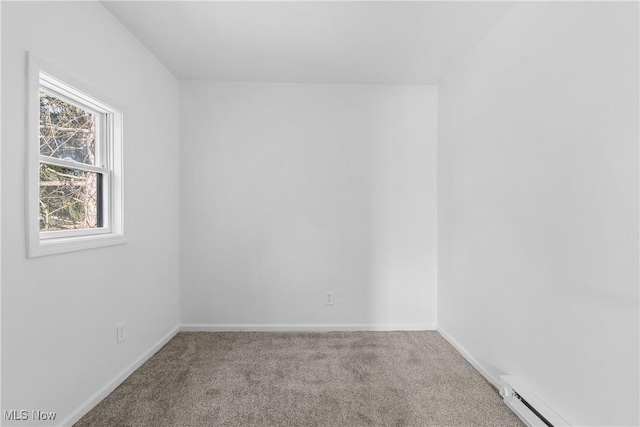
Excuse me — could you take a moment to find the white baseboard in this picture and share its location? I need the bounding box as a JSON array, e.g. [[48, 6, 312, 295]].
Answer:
[[180, 323, 437, 332], [437, 326, 500, 389], [60, 325, 179, 427]]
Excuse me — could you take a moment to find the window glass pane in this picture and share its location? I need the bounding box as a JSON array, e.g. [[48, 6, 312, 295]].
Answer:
[[39, 163, 101, 231], [39, 91, 96, 165]]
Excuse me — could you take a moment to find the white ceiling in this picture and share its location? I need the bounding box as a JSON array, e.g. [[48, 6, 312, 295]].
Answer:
[[102, 1, 516, 85]]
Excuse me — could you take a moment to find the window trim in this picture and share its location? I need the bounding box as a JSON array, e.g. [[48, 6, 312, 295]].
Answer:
[[26, 53, 126, 257]]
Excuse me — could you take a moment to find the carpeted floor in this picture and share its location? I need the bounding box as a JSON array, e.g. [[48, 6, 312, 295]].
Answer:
[[75, 331, 524, 426]]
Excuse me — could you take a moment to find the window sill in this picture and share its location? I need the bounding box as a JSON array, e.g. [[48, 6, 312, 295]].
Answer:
[[28, 233, 127, 258]]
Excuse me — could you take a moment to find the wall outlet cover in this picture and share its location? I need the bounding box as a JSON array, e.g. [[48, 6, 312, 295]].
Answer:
[[326, 292, 334, 305], [116, 322, 126, 344]]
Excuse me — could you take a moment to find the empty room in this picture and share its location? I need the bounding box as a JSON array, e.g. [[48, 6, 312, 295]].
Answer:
[[1, 1, 638, 426]]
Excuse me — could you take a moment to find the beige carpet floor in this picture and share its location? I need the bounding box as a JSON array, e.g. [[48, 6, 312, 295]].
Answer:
[[75, 331, 523, 427]]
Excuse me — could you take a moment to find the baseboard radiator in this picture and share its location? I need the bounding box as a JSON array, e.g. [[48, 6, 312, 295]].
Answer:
[[499, 376, 570, 427]]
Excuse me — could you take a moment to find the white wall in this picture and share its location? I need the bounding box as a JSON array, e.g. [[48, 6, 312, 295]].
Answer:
[[180, 82, 437, 330], [1, 2, 180, 425], [438, 2, 639, 426]]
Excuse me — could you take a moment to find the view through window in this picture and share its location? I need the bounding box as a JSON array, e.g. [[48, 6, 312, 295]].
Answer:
[[39, 91, 104, 232]]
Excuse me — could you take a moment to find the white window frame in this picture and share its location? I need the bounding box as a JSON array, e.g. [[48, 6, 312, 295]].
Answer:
[[26, 53, 125, 257]]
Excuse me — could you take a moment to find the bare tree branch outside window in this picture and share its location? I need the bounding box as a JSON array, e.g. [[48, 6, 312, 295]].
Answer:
[[39, 92, 99, 231]]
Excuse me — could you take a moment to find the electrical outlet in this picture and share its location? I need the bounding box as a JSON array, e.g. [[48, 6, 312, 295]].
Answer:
[[325, 292, 334, 305], [116, 322, 126, 344]]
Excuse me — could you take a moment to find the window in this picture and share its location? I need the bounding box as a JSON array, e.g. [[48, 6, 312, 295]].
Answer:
[[27, 54, 125, 257]]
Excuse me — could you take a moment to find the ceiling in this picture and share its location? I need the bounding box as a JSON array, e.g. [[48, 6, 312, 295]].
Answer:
[[102, 1, 516, 85]]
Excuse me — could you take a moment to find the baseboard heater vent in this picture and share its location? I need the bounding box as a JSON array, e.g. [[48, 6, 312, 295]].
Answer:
[[499, 375, 570, 427]]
